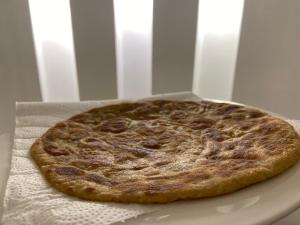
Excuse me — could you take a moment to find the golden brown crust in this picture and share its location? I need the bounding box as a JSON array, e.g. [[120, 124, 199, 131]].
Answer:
[[30, 100, 300, 203]]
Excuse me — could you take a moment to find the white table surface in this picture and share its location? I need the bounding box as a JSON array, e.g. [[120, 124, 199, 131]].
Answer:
[[0, 114, 299, 225]]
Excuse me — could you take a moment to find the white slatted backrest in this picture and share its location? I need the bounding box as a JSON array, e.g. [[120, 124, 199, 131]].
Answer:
[[27, 0, 245, 102]]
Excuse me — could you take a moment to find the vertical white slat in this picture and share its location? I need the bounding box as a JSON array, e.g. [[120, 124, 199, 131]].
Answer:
[[113, 0, 153, 99], [70, 0, 117, 101], [28, 0, 79, 102], [152, 0, 198, 95], [193, 0, 245, 101]]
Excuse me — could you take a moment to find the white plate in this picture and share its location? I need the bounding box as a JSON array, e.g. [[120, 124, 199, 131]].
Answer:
[[117, 161, 300, 225], [2, 95, 299, 225]]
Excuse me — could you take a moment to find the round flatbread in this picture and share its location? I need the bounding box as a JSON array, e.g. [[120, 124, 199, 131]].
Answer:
[[31, 100, 300, 203]]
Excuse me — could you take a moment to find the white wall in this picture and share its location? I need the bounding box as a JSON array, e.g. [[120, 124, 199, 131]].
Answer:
[[233, 0, 300, 119]]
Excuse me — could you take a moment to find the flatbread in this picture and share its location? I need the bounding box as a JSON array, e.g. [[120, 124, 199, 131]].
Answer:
[[31, 100, 300, 203]]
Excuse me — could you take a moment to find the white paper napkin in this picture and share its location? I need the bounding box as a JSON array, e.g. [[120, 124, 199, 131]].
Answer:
[[1, 92, 299, 225], [1, 92, 198, 225]]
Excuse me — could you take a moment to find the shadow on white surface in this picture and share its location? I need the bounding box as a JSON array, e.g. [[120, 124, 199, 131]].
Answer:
[[0, 134, 13, 217]]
